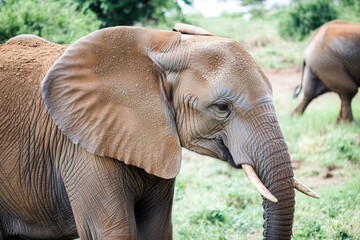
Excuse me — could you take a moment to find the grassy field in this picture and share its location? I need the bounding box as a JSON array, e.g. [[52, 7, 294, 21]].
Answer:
[[170, 14, 360, 240]]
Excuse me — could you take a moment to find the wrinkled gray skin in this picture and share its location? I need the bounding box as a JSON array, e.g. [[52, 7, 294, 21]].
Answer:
[[293, 20, 360, 123], [0, 26, 295, 240]]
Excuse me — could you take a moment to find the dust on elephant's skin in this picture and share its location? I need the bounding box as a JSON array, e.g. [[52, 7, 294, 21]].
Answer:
[[293, 20, 360, 123], [0, 24, 300, 239]]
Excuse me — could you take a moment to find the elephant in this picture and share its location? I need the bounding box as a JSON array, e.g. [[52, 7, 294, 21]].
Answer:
[[0, 23, 318, 240], [292, 20, 360, 123]]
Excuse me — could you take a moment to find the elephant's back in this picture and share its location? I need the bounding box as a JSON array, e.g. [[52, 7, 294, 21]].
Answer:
[[0, 35, 66, 125], [306, 21, 360, 78], [320, 21, 360, 55], [322, 21, 360, 43], [0, 35, 66, 96], [324, 21, 360, 84], [308, 21, 360, 50]]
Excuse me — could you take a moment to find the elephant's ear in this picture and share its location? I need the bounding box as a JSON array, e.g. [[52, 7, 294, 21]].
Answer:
[[41, 26, 182, 179]]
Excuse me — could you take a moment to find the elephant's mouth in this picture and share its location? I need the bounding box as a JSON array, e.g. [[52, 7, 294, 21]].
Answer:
[[218, 138, 240, 168], [190, 137, 236, 165]]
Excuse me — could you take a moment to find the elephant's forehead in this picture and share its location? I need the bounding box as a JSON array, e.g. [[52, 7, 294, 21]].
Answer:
[[193, 40, 268, 85], [192, 52, 270, 99], [210, 64, 270, 102], [184, 38, 272, 106]]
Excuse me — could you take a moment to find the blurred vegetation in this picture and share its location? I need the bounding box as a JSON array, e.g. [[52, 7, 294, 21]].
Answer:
[[0, 0, 101, 43], [240, 0, 265, 5], [176, 0, 360, 69], [1, 0, 359, 46], [74, 0, 192, 27], [0, 0, 191, 43], [337, 0, 360, 20], [278, 0, 360, 41], [278, 0, 338, 40]]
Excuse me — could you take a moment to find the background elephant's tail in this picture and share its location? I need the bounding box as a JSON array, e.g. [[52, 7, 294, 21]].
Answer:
[[292, 60, 305, 98]]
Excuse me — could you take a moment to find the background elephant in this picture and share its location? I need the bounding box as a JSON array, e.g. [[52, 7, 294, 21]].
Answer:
[[0, 24, 315, 240], [292, 20, 360, 123]]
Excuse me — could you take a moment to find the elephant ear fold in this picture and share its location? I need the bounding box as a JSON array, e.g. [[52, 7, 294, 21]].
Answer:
[[173, 23, 214, 36], [41, 26, 181, 179]]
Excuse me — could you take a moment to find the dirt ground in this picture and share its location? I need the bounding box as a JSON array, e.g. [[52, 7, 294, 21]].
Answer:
[[264, 67, 340, 109], [264, 67, 302, 93]]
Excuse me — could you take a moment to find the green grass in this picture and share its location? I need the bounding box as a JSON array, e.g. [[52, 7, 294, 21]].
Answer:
[[294, 177, 360, 240], [173, 154, 264, 240], [281, 94, 360, 165]]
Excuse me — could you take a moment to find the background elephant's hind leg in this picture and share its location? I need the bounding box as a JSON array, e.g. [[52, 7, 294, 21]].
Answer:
[[318, 67, 358, 123], [292, 67, 329, 116], [292, 96, 313, 117], [337, 92, 357, 123]]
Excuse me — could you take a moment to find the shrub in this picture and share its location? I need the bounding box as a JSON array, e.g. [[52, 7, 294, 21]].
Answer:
[[75, 0, 191, 27], [0, 0, 101, 44], [278, 0, 338, 41], [337, 0, 360, 22]]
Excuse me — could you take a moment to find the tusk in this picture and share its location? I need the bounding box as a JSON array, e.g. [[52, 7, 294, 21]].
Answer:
[[294, 177, 320, 199], [241, 164, 278, 203]]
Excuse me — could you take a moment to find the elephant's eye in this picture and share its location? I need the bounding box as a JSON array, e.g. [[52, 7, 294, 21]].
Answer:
[[212, 101, 231, 119], [214, 102, 229, 112]]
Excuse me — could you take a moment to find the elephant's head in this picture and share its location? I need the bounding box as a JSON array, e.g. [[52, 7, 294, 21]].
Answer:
[[42, 23, 318, 239]]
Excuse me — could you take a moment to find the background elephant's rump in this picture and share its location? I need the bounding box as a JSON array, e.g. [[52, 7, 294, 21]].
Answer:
[[292, 21, 360, 123]]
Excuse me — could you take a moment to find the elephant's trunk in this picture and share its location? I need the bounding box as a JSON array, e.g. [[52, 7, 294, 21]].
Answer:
[[259, 149, 294, 239], [233, 102, 295, 239], [252, 119, 295, 239]]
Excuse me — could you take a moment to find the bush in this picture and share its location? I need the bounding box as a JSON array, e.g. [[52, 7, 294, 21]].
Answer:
[[75, 0, 191, 27], [278, 0, 338, 41], [337, 0, 360, 22], [0, 0, 101, 44]]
